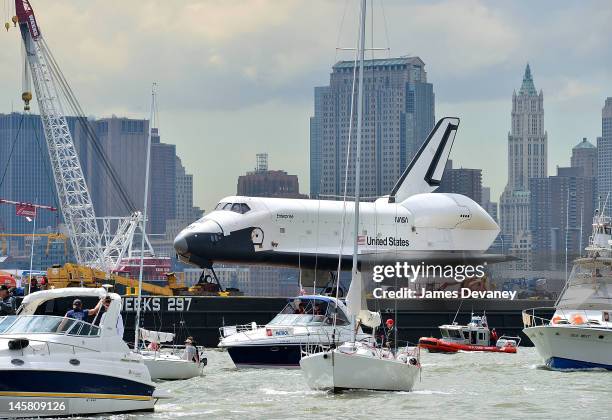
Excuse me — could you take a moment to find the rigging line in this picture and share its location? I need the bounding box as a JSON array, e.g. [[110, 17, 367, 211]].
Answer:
[[41, 45, 131, 211], [40, 39, 136, 214], [42, 46, 134, 214], [333, 4, 361, 329], [334, 15, 360, 300], [334, 0, 351, 62], [0, 113, 25, 191], [379, 0, 392, 57]]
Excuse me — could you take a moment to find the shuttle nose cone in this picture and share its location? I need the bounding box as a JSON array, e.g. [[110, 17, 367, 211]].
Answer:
[[173, 234, 188, 255]]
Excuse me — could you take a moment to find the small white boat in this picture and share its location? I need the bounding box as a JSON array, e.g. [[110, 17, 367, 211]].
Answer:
[[0, 288, 163, 418], [140, 328, 204, 380], [301, 342, 419, 392]]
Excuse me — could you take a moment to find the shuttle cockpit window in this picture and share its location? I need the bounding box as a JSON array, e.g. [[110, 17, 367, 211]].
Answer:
[[230, 203, 251, 214], [214, 202, 251, 214]]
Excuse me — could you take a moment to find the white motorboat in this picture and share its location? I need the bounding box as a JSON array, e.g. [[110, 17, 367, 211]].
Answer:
[[523, 209, 612, 370], [140, 328, 204, 380], [0, 288, 163, 418], [219, 295, 370, 368], [300, 0, 421, 392]]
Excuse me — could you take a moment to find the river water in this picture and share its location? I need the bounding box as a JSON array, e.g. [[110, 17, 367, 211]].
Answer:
[[97, 348, 609, 420]]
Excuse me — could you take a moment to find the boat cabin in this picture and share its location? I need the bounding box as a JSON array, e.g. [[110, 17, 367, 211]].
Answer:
[[439, 315, 491, 346], [7, 287, 123, 338], [268, 296, 351, 327]]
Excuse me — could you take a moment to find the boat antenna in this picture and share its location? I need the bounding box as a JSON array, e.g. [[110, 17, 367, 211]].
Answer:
[[579, 205, 584, 256], [133, 82, 156, 352], [452, 299, 463, 324]]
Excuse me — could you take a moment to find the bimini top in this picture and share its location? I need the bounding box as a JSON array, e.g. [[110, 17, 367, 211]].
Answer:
[[19, 287, 112, 314], [291, 295, 343, 305]]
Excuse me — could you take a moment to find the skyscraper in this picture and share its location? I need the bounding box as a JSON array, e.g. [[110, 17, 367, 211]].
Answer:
[[437, 160, 483, 204], [0, 113, 66, 235], [481, 187, 498, 222], [571, 138, 597, 179], [500, 64, 547, 267], [149, 128, 177, 235], [598, 98, 612, 202], [530, 167, 596, 268], [238, 154, 307, 198], [1, 113, 201, 260], [311, 57, 435, 198], [87, 116, 148, 218]]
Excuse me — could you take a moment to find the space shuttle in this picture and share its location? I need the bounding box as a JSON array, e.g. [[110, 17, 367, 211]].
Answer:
[[174, 118, 504, 274]]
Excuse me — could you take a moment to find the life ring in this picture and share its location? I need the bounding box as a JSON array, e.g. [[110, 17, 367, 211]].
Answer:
[[570, 314, 586, 325], [551, 315, 565, 324]]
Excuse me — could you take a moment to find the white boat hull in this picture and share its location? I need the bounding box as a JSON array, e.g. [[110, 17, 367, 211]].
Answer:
[[300, 346, 419, 392], [524, 325, 612, 370], [143, 353, 202, 380]]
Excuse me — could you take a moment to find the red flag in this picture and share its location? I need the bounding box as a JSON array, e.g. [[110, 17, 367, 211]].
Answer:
[[16, 204, 37, 219]]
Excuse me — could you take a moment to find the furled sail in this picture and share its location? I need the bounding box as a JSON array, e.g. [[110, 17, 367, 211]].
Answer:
[[139, 328, 174, 343], [346, 270, 381, 328]]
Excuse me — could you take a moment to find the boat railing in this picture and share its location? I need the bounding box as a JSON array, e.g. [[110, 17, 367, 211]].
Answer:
[[0, 335, 101, 357], [496, 335, 522, 347], [219, 322, 265, 338], [522, 307, 609, 329]]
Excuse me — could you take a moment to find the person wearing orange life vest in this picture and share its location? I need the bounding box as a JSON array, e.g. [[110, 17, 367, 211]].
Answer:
[[490, 328, 498, 345]]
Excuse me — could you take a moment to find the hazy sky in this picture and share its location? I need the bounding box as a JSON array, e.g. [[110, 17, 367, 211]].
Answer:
[[0, 0, 610, 211]]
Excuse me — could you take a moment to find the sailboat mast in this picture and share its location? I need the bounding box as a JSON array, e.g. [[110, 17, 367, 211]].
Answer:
[[134, 83, 156, 351], [352, 0, 366, 275]]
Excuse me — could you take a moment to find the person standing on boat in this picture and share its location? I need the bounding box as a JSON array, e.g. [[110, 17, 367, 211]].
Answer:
[[0, 285, 16, 315], [64, 299, 92, 321], [182, 337, 199, 363], [98, 296, 124, 338], [385, 319, 396, 354], [490, 328, 498, 345]]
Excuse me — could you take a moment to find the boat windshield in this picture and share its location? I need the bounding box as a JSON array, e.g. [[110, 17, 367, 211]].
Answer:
[[269, 299, 349, 326], [441, 328, 463, 339], [0, 315, 100, 336]]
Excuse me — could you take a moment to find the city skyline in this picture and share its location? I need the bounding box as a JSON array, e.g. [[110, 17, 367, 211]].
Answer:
[[0, 1, 610, 211]]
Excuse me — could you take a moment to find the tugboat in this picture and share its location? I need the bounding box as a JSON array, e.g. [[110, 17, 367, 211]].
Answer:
[[419, 314, 520, 353]]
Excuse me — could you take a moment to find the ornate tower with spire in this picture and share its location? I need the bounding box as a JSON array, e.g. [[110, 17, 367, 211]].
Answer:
[[500, 64, 547, 268]]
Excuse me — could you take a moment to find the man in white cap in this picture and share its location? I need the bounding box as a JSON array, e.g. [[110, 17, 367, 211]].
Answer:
[[182, 336, 199, 363]]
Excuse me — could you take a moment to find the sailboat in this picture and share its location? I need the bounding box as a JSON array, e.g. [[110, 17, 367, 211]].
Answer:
[[299, 0, 420, 392], [134, 85, 203, 380]]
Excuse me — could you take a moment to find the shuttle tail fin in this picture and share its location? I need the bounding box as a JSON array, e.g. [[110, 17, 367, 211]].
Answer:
[[389, 117, 459, 202]]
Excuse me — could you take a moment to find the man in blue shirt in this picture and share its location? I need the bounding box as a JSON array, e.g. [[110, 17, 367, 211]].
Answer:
[[65, 299, 96, 321]]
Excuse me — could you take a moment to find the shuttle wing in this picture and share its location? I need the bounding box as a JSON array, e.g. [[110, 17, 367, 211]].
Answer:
[[358, 251, 517, 268], [389, 117, 459, 203]]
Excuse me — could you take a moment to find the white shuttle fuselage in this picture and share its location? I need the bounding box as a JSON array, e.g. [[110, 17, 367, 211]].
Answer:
[[173, 118, 503, 271], [174, 192, 500, 270]]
